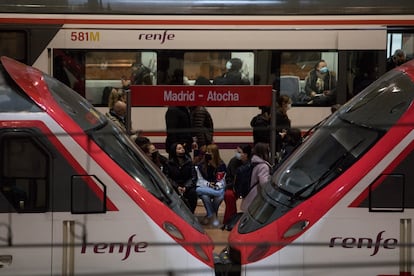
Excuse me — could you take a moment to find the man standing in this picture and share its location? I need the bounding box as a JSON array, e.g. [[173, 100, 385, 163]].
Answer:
[[165, 106, 193, 156]]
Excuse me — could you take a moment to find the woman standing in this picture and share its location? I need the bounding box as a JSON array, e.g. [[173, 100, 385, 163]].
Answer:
[[223, 144, 252, 225], [240, 142, 271, 212]]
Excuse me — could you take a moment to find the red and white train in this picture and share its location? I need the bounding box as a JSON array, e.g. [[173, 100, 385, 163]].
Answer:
[[0, 56, 214, 275], [0, 1, 414, 274], [229, 59, 414, 275]]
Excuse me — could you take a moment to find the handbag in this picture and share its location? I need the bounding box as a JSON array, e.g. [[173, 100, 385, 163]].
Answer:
[[195, 166, 209, 187]]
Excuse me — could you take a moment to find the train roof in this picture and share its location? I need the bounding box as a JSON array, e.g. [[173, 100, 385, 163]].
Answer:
[[2, 0, 414, 16]]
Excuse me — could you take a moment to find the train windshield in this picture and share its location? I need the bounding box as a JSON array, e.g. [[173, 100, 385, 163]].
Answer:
[[43, 74, 178, 204], [271, 70, 414, 201]]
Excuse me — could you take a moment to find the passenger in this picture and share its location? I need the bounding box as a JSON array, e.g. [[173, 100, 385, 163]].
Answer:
[[194, 76, 212, 85], [250, 106, 271, 145], [192, 144, 206, 165], [101, 86, 115, 107], [107, 87, 126, 109], [223, 144, 252, 225], [134, 136, 151, 150], [240, 142, 271, 212], [195, 144, 227, 227], [213, 57, 250, 85], [189, 106, 214, 149], [191, 77, 214, 150], [106, 100, 128, 133], [121, 75, 131, 91], [275, 95, 292, 151], [386, 49, 408, 71], [277, 128, 302, 165], [304, 59, 337, 106], [130, 63, 153, 85], [141, 142, 168, 171], [165, 106, 193, 157], [163, 143, 198, 213]]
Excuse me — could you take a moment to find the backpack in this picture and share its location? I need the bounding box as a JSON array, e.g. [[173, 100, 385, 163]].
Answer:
[[234, 162, 259, 198]]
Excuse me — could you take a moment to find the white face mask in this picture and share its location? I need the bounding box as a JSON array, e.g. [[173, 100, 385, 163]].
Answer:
[[226, 61, 232, 70], [235, 152, 242, 160], [287, 103, 292, 110]]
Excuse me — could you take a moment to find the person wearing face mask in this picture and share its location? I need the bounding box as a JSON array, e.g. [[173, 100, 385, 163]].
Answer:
[[163, 143, 198, 213], [141, 142, 168, 171], [240, 142, 271, 212], [195, 144, 227, 227], [222, 144, 252, 227], [304, 59, 337, 106]]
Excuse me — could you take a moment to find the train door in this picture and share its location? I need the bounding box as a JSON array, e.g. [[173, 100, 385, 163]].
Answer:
[[0, 128, 52, 275]]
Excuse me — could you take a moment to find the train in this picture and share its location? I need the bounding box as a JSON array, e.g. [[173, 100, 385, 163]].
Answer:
[[0, 1, 414, 274], [1, 52, 414, 276], [228, 60, 414, 275], [0, 56, 214, 275], [1, 3, 414, 162]]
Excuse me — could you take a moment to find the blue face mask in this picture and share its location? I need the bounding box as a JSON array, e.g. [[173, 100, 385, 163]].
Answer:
[[319, 66, 328, 74], [235, 152, 242, 160]]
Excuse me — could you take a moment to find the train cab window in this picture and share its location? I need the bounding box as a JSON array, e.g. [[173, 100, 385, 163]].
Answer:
[[0, 134, 48, 212], [0, 31, 27, 63]]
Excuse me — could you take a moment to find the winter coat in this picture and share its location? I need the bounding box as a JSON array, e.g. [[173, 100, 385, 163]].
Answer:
[[190, 106, 214, 147], [240, 155, 270, 212], [250, 113, 271, 144], [165, 106, 193, 154]]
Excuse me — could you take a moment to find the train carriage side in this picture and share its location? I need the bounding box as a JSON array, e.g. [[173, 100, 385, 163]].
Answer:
[[24, 18, 392, 160]]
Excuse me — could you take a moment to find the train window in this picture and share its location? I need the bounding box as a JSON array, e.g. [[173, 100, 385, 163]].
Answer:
[[0, 134, 48, 212], [71, 175, 106, 214], [345, 51, 382, 100], [279, 51, 338, 106], [53, 49, 157, 106], [369, 174, 404, 212], [0, 31, 27, 63], [387, 32, 414, 61], [183, 51, 254, 84]]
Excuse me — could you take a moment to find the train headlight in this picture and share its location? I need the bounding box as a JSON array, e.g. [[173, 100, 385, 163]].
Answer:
[[162, 221, 184, 240], [247, 243, 270, 263], [283, 220, 309, 238], [194, 244, 210, 262]]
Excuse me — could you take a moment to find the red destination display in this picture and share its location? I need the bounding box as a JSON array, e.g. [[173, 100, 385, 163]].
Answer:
[[130, 85, 272, 107]]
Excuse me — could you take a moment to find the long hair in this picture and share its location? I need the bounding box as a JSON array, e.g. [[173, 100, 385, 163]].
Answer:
[[253, 142, 270, 163], [108, 88, 125, 109], [206, 143, 222, 168]]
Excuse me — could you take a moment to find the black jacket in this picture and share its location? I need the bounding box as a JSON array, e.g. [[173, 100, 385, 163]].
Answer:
[[190, 106, 214, 147], [165, 106, 193, 153], [250, 113, 271, 144]]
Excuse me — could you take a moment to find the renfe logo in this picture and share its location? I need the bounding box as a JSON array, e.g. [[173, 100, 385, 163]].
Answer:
[[329, 231, 398, 256], [138, 30, 175, 44], [81, 234, 148, 261]]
